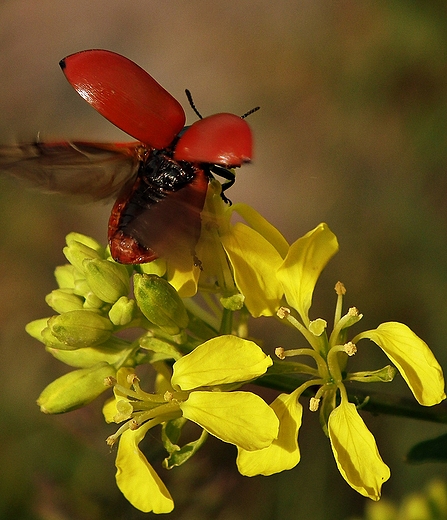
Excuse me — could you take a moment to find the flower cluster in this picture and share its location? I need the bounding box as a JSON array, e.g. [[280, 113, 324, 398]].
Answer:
[[27, 180, 445, 512]]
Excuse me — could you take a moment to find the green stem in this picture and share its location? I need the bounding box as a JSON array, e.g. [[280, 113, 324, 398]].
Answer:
[[219, 307, 233, 335], [184, 297, 219, 331], [267, 359, 319, 377]]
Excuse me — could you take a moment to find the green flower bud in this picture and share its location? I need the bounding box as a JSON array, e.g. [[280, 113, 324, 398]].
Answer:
[[65, 232, 103, 253], [83, 258, 130, 303], [83, 291, 106, 310], [47, 337, 134, 368], [109, 296, 135, 326], [54, 264, 78, 289], [37, 362, 116, 414], [73, 278, 91, 298], [26, 318, 51, 343], [133, 274, 188, 335], [45, 289, 84, 313], [220, 293, 245, 311], [63, 240, 102, 273], [47, 310, 113, 349]]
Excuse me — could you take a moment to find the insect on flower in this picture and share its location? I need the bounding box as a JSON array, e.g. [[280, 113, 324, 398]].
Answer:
[[0, 49, 258, 264]]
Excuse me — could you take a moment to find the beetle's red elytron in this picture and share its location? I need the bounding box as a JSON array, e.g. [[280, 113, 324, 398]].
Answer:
[[0, 49, 257, 265]]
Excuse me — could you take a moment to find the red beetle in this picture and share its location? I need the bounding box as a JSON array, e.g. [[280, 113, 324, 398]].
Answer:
[[0, 49, 257, 265]]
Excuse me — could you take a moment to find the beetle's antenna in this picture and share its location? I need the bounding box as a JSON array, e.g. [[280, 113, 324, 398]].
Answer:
[[185, 89, 260, 121], [185, 89, 203, 119], [241, 106, 260, 119]]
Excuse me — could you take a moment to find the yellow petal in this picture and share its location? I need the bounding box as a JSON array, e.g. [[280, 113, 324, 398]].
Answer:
[[356, 322, 446, 406], [231, 202, 289, 258], [102, 367, 135, 423], [236, 389, 302, 476], [102, 397, 117, 423], [179, 391, 279, 450], [171, 336, 272, 390], [277, 223, 338, 325], [166, 259, 200, 298], [221, 223, 284, 317], [115, 424, 174, 513], [138, 258, 167, 278], [328, 400, 390, 500]]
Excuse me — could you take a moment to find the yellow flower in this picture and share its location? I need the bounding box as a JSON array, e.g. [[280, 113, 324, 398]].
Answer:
[[242, 220, 444, 501], [104, 336, 279, 512]]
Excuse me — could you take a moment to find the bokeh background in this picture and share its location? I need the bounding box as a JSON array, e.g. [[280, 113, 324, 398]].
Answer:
[[1, 1, 447, 519]]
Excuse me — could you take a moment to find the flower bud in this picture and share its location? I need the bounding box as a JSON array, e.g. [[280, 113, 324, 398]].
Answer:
[[83, 258, 130, 303], [47, 337, 134, 368], [46, 309, 113, 349], [220, 294, 245, 311], [133, 274, 188, 335], [54, 264, 78, 289], [45, 289, 84, 313], [109, 296, 135, 326], [73, 278, 91, 298], [65, 232, 103, 253], [25, 318, 51, 343], [37, 362, 116, 414], [63, 240, 102, 273], [83, 291, 105, 310]]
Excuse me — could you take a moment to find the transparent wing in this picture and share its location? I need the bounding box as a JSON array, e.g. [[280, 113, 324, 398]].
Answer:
[[0, 141, 141, 202]]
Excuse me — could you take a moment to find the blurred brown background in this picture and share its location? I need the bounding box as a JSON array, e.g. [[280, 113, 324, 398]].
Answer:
[[1, 1, 447, 519]]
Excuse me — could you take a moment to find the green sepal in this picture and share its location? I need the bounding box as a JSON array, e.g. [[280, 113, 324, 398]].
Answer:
[[346, 365, 397, 383], [161, 418, 208, 469], [41, 326, 79, 350], [162, 416, 185, 447], [139, 335, 182, 361], [37, 362, 116, 414]]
